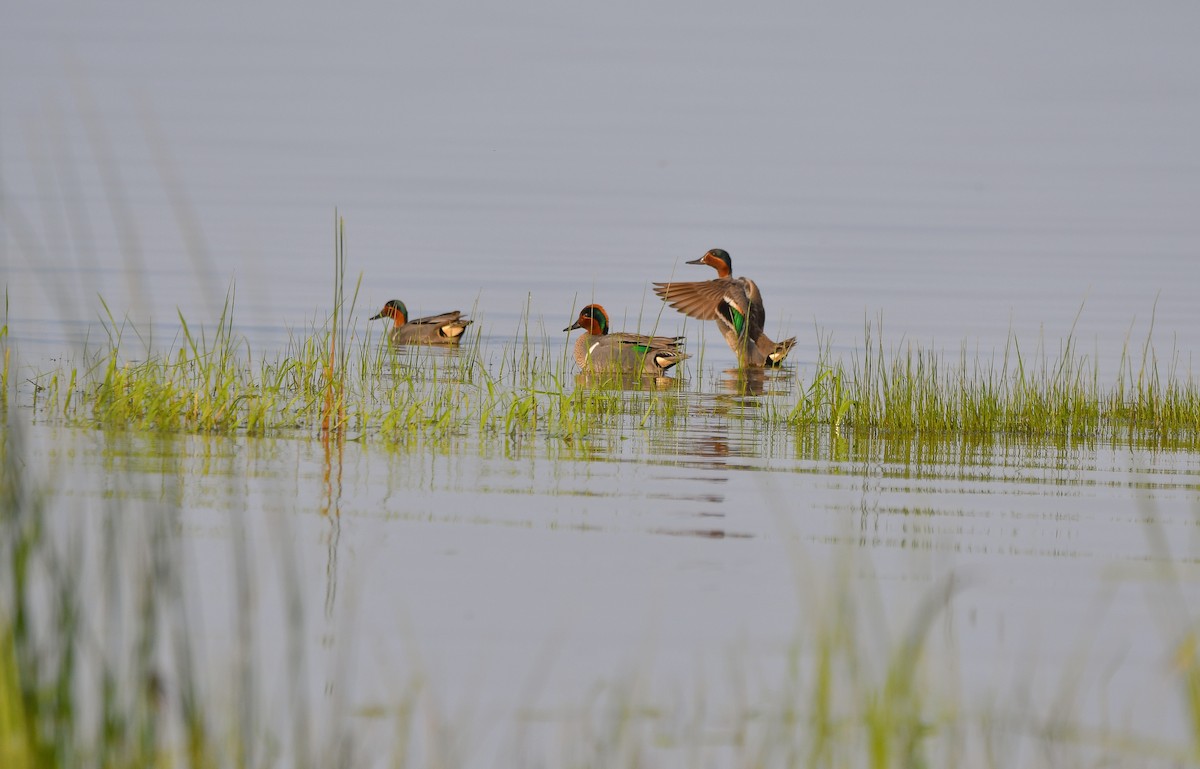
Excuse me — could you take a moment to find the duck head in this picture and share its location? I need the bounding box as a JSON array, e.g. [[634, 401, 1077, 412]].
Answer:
[[564, 304, 610, 335], [686, 248, 733, 278], [370, 299, 409, 327]]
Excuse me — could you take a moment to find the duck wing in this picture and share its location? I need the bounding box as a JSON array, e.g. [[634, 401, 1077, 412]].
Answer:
[[709, 278, 766, 342], [741, 279, 768, 341], [652, 278, 735, 321], [612, 337, 690, 374], [408, 310, 467, 327], [609, 332, 686, 350]]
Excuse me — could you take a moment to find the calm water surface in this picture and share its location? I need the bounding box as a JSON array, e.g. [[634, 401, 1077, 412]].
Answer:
[[4, 0, 1200, 763], [20, 416, 1200, 758]]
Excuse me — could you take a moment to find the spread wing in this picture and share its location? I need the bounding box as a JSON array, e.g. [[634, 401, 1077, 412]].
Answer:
[[655, 277, 765, 338], [652, 279, 731, 321]]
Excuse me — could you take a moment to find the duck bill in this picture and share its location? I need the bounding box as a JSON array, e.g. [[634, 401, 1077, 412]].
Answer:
[[564, 321, 583, 332], [370, 312, 384, 320], [685, 257, 706, 265]]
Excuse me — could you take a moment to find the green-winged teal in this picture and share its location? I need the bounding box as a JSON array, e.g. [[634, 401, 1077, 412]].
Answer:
[[370, 300, 472, 345], [564, 304, 689, 375], [652, 248, 796, 367]]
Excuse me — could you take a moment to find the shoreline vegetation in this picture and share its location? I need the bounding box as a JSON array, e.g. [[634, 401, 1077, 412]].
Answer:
[[3, 216, 1195, 450], [7, 280, 1199, 452]]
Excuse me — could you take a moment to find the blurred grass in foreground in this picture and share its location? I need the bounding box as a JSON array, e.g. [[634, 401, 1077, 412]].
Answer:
[[2, 418, 1199, 768]]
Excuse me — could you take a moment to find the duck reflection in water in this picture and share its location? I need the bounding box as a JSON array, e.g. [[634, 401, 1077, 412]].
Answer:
[[719, 366, 794, 397], [573, 371, 685, 392]]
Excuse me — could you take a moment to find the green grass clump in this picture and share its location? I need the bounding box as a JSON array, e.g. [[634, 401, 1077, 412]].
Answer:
[[21, 302, 1200, 455], [18, 297, 1200, 455], [85, 294, 253, 433], [776, 319, 1200, 450], [24, 290, 691, 450]]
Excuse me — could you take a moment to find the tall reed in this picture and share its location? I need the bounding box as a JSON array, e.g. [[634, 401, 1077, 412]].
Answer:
[[1, 290, 9, 418], [321, 212, 361, 436]]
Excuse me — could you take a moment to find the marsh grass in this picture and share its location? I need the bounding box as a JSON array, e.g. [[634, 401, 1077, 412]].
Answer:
[[321, 213, 355, 435], [766, 570, 957, 769], [774, 317, 1200, 450], [0, 417, 234, 769], [17, 285, 1200, 460], [0, 420, 333, 769], [1, 293, 9, 419], [10, 213, 1195, 450]]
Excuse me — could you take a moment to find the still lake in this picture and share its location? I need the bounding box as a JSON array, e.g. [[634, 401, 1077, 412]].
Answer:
[[3, 1, 1200, 764]]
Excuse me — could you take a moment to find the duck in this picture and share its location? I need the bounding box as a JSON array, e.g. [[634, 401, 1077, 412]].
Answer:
[[652, 248, 796, 367], [370, 300, 472, 344], [564, 304, 689, 375]]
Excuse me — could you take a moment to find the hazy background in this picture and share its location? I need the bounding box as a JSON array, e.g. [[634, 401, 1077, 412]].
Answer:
[[3, 1, 1198, 371]]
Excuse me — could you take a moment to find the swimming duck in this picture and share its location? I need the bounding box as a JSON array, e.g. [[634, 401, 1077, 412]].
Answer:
[[564, 304, 689, 375], [370, 300, 472, 344], [652, 248, 796, 367]]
